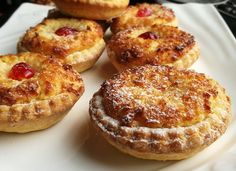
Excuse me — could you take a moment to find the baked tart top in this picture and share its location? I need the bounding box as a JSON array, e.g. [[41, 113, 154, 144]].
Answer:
[[18, 18, 104, 58], [107, 25, 199, 69], [99, 65, 230, 128], [111, 3, 177, 33], [90, 65, 231, 157], [0, 52, 84, 106]]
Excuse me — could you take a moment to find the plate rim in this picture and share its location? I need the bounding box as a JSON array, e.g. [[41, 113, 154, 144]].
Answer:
[[0, 2, 236, 171]]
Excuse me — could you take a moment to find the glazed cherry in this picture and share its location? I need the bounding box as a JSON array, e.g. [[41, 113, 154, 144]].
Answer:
[[8, 62, 35, 81], [55, 26, 78, 36], [136, 8, 152, 17], [138, 32, 159, 40]]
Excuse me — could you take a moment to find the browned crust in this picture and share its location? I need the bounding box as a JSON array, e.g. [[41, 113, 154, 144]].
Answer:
[[52, 0, 129, 20], [0, 93, 79, 133], [107, 25, 200, 71], [111, 3, 178, 34], [0, 52, 84, 133], [89, 65, 231, 160], [98, 65, 230, 128], [18, 18, 104, 58]]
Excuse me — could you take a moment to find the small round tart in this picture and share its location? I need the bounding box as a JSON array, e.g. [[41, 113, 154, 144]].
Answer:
[[0, 52, 84, 133], [107, 25, 200, 71], [89, 65, 231, 160], [110, 3, 178, 34], [52, 0, 129, 20], [18, 18, 105, 73]]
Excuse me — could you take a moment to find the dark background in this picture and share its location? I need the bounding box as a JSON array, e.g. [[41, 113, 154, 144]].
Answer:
[[0, 0, 235, 38]]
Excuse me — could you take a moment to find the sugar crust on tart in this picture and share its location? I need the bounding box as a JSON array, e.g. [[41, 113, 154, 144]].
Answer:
[[18, 18, 105, 72], [107, 25, 200, 71], [52, 0, 129, 20], [89, 65, 231, 160], [111, 3, 178, 34], [0, 52, 84, 133]]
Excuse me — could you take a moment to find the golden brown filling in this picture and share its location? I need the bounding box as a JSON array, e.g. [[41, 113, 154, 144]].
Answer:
[[108, 25, 195, 65], [0, 53, 83, 106], [101, 65, 219, 128], [19, 18, 104, 58], [134, 3, 175, 20]]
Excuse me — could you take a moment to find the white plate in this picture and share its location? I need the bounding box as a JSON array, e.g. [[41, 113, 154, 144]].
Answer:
[[0, 3, 236, 171]]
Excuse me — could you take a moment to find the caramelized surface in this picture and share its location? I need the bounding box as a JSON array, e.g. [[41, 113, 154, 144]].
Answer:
[[0, 52, 84, 106], [111, 3, 177, 33], [18, 18, 103, 58], [108, 25, 197, 69], [101, 65, 225, 128]]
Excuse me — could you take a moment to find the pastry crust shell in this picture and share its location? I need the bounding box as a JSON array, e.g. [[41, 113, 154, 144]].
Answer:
[[89, 65, 231, 160]]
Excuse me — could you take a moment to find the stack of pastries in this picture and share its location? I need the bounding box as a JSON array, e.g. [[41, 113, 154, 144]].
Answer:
[[0, 0, 231, 162]]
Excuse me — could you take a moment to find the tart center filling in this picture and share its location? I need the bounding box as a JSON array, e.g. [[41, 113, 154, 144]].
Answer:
[[101, 66, 218, 128], [138, 31, 159, 40], [136, 8, 153, 17], [55, 26, 78, 36], [8, 62, 35, 81]]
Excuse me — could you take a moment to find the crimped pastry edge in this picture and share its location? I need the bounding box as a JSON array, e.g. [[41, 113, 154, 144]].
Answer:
[[0, 91, 84, 133], [18, 38, 105, 73], [65, 39, 105, 72], [89, 91, 231, 160], [107, 41, 200, 71]]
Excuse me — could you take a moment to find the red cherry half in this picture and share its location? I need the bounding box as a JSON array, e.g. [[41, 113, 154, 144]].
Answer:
[[9, 62, 35, 81], [136, 8, 153, 17], [55, 26, 78, 36], [138, 32, 159, 40]]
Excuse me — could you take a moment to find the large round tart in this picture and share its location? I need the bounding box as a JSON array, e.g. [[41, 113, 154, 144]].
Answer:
[[89, 65, 231, 160], [0, 52, 84, 133], [107, 25, 200, 71]]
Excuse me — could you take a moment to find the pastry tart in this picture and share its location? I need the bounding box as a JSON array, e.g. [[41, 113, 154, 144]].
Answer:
[[107, 25, 200, 71], [18, 18, 105, 73], [31, 0, 54, 5], [52, 0, 129, 20], [89, 65, 231, 160], [0, 52, 84, 133], [110, 3, 178, 34]]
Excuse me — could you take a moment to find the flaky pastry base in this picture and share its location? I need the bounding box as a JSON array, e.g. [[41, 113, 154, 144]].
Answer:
[[89, 91, 231, 160], [0, 92, 83, 133]]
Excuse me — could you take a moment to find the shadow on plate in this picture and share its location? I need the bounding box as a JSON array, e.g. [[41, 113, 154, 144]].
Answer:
[[95, 56, 117, 80], [79, 123, 173, 170]]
